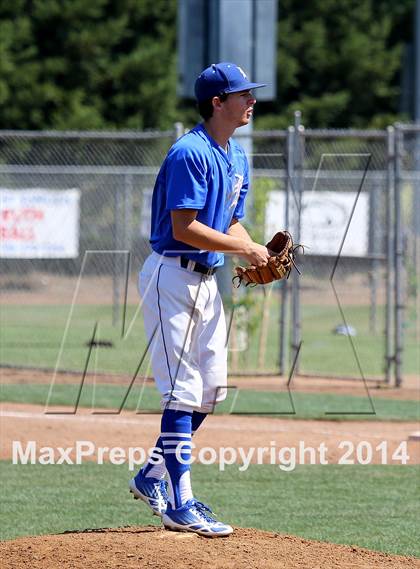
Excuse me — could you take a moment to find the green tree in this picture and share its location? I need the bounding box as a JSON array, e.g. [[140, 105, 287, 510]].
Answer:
[[0, 0, 177, 129], [254, 0, 414, 129], [0, 0, 415, 130]]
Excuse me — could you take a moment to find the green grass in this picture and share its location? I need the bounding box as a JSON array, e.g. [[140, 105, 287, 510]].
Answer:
[[1, 383, 419, 421], [300, 303, 419, 377], [0, 304, 150, 374], [237, 300, 419, 376], [1, 301, 418, 376], [0, 462, 418, 558]]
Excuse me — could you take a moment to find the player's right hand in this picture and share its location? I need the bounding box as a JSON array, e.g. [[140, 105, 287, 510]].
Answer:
[[241, 242, 271, 267]]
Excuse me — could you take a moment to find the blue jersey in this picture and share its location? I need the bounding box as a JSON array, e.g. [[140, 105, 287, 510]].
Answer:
[[149, 123, 249, 268]]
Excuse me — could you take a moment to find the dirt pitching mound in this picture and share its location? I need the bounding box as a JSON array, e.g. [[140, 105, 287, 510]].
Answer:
[[1, 526, 419, 569]]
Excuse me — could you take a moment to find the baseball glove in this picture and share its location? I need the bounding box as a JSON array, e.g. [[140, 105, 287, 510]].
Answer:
[[233, 231, 301, 287]]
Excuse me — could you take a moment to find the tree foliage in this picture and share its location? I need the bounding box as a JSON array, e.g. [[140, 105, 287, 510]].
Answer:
[[0, 0, 177, 129], [255, 0, 415, 129], [0, 0, 415, 130]]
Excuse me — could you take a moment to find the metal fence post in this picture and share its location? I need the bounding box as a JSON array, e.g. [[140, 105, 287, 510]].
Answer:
[[113, 180, 124, 326], [279, 126, 294, 374], [394, 125, 404, 387], [124, 173, 133, 253], [385, 127, 395, 383], [174, 122, 185, 140], [368, 177, 380, 334], [413, 125, 420, 351], [290, 111, 303, 372]]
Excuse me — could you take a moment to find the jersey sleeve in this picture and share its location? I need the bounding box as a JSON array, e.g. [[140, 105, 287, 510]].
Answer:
[[165, 145, 208, 210], [232, 153, 249, 220]]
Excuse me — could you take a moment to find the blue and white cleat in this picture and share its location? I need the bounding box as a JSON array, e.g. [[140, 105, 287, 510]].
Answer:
[[162, 499, 233, 537], [129, 472, 168, 517]]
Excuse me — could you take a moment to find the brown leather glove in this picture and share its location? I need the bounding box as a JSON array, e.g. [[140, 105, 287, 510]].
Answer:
[[234, 231, 299, 287]]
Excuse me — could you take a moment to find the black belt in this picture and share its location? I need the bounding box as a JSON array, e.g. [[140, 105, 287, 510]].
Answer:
[[180, 256, 217, 276]]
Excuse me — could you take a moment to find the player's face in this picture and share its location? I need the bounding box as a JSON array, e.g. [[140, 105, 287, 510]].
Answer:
[[221, 90, 256, 126]]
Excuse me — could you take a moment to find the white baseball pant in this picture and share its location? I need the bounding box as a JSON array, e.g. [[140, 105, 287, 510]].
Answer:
[[138, 251, 228, 413]]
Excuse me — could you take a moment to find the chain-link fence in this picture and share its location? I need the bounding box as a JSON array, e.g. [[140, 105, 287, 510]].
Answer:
[[0, 129, 175, 378], [0, 121, 416, 385], [394, 124, 420, 385], [289, 123, 390, 382]]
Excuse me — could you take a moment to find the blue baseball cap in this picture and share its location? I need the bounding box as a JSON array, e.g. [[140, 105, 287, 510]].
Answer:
[[194, 62, 266, 102]]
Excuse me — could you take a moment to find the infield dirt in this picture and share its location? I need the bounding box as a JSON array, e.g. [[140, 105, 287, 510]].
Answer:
[[1, 368, 419, 568], [2, 526, 420, 569]]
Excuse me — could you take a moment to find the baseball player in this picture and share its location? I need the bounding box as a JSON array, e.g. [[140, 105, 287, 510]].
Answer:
[[129, 62, 269, 536]]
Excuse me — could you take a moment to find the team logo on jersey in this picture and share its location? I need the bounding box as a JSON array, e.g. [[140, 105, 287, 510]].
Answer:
[[227, 173, 243, 211]]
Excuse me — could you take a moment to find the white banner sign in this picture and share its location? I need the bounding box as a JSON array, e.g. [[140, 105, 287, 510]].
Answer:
[[0, 189, 80, 258], [266, 191, 369, 257]]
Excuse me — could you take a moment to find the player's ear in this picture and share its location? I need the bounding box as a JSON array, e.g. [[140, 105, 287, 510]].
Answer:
[[212, 96, 223, 112]]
